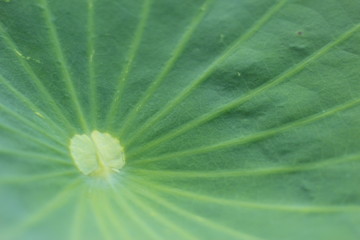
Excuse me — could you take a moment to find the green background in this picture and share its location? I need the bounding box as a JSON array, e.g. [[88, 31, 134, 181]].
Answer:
[[0, 0, 360, 239]]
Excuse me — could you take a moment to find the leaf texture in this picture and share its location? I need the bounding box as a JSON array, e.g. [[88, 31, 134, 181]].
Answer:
[[0, 0, 360, 239]]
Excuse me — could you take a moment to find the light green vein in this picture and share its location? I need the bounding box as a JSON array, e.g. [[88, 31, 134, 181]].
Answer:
[[129, 152, 360, 178], [127, 22, 360, 154], [0, 123, 68, 156], [101, 193, 132, 240], [0, 102, 66, 147], [130, 94, 360, 162], [0, 71, 69, 136], [70, 190, 86, 240], [130, 177, 360, 213], [123, 0, 288, 145], [3, 179, 81, 240], [87, 0, 97, 129], [0, 170, 78, 185], [89, 193, 114, 240], [39, 0, 89, 132], [105, 0, 153, 129], [130, 181, 264, 240], [0, 149, 71, 166], [124, 188, 199, 240], [111, 189, 161, 240], [0, 21, 76, 133], [119, 0, 214, 137]]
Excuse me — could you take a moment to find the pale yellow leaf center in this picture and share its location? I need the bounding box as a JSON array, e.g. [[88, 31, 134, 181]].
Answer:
[[69, 131, 125, 178]]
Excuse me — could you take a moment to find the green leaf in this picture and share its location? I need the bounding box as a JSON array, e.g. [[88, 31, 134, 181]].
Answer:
[[1, 0, 360, 239]]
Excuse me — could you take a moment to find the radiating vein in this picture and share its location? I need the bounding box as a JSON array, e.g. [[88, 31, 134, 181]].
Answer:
[[39, 0, 89, 132], [129, 152, 360, 178], [101, 193, 132, 240], [90, 194, 115, 240], [130, 181, 264, 240], [112, 189, 161, 240], [130, 95, 360, 162], [0, 149, 72, 165], [105, 0, 153, 129], [0, 170, 78, 185], [70, 190, 86, 240], [129, 22, 360, 156], [0, 102, 66, 147], [0, 21, 76, 133], [119, 0, 214, 137], [123, 0, 288, 145], [124, 188, 199, 240], [3, 179, 81, 240], [0, 71, 70, 136], [0, 122, 68, 156], [130, 177, 360, 213], [87, 0, 97, 129]]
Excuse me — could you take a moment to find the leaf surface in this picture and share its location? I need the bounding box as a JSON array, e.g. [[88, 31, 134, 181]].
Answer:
[[0, 0, 360, 239]]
